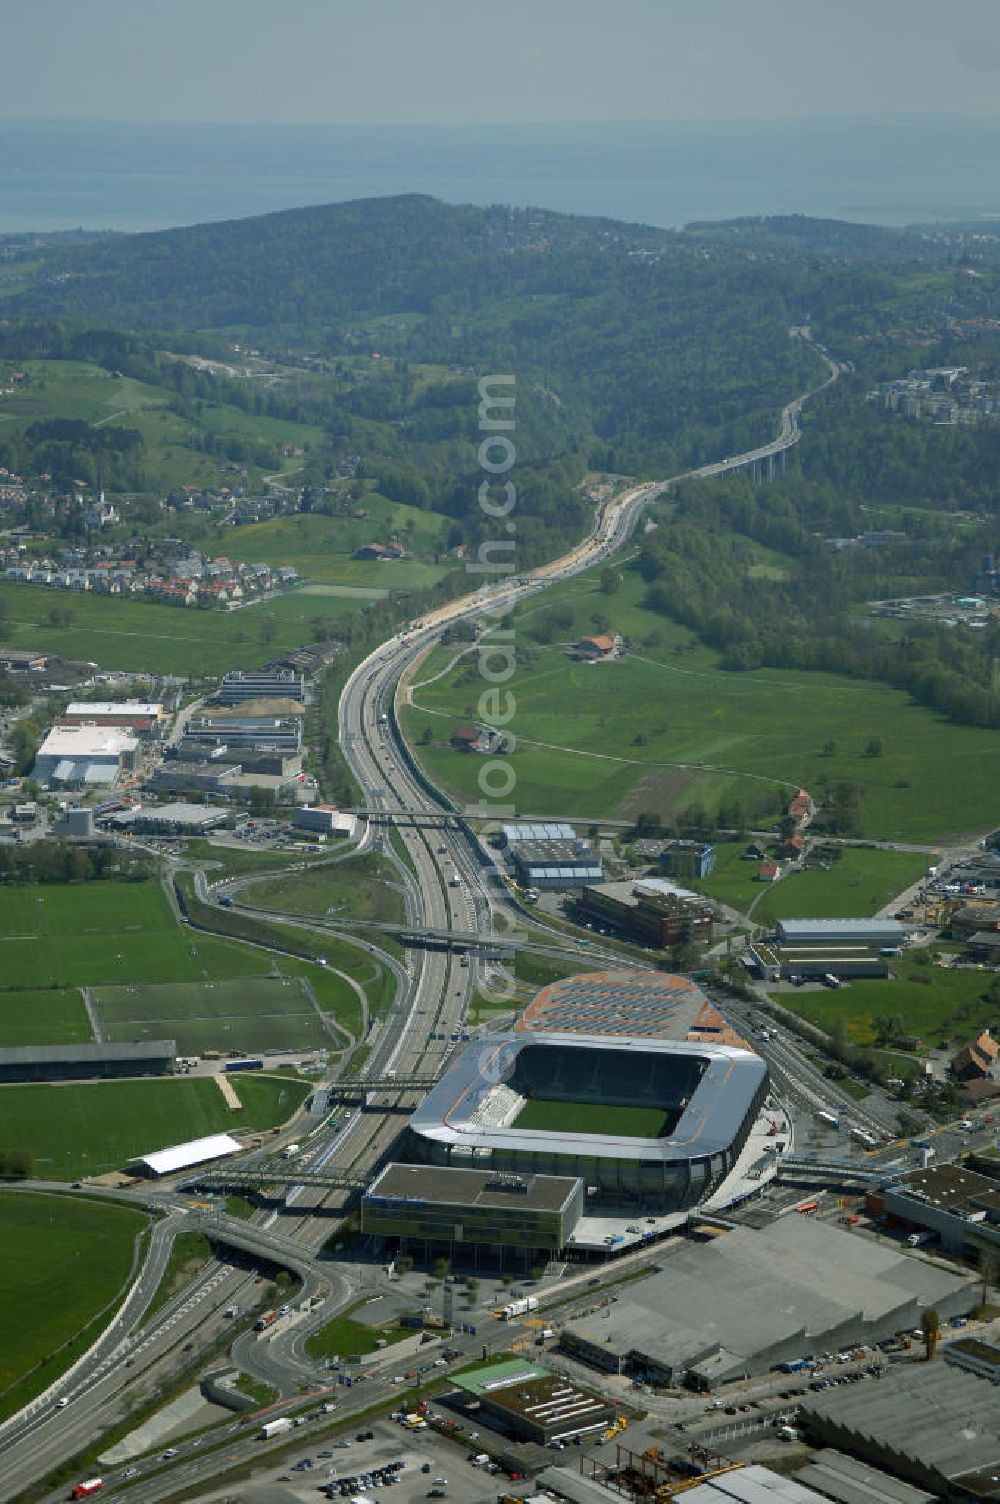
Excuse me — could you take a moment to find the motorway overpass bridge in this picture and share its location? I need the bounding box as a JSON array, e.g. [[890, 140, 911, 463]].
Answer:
[[188, 1167, 370, 1195]]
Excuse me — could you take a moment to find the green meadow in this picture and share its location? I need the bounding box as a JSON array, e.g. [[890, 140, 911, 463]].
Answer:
[[0, 1192, 148, 1418], [0, 1075, 308, 1179], [401, 566, 996, 843]]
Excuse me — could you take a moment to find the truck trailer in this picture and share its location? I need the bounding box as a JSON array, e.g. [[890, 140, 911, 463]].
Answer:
[[259, 1417, 293, 1440]]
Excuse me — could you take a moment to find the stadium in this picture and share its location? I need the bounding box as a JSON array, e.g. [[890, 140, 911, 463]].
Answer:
[[406, 1027, 768, 1210]]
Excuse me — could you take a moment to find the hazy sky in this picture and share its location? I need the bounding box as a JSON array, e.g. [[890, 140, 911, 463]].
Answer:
[[4, 0, 1000, 125]]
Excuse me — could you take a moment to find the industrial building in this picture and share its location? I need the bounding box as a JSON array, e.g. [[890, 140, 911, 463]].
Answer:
[[129, 1132, 243, 1178], [659, 841, 716, 881], [561, 1215, 974, 1387], [184, 714, 303, 751], [111, 802, 232, 836], [514, 970, 748, 1047], [944, 1337, 1000, 1384], [577, 878, 714, 948], [292, 804, 358, 838], [870, 1162, 1000, 1263], [749, 941, 890, 983], [51, 805, 95, 839], [33, 725, 139, 787], [774, 919, 905, 948], [0, 1040, 176, 1083], [214, 670, 304, 704], [499, 822, 577, 847], [451, 1359, 611, 1445], [60, 701, 164, 737], [361, 1163, 584, 1262], [800, 1364, 1000, 1502], [406, 1029, 767, 1209], [509, 837, 603, 891], [147, 761, 298, 803]]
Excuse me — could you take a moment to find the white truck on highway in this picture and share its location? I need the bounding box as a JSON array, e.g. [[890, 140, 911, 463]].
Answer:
[[259, 1416, 293, 1440], [282, 1142, 301, 1159], [502, 1295, 539, 1319]]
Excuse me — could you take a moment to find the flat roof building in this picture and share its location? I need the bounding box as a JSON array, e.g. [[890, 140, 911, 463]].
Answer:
[[34, 725, 139, 787], [578, 878, 714, 949], [215, 670, 304, 704], [500, 822, 577, 846], [452, 1360, 611, 1444], [0, 1040, 176, 1083], [114, 803, 232, 835], [293, 805, 358, 838], [775, 919, 905, 948], [510, 838, 602, 890], [361, 1163, 583, 1262], [873, 1162, 1000, 1260]]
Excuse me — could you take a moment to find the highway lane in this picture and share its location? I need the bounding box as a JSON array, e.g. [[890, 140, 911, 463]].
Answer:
[[8, 334, 843, 1501]]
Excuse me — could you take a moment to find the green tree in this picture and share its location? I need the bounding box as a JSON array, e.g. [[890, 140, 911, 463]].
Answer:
[[920, 1307, 940, 1360]]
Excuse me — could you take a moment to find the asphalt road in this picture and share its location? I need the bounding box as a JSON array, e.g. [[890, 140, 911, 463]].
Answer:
[[3, 331, 846, 1503]]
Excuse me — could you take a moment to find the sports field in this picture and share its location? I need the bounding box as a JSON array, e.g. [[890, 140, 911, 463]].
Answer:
[[513, 1099, 676, 1137], [401, 564, 997, 843], [0, 880, 272, 990], [0, 1192, 147, 1419], [0, 990, 92, 1047], [93, 974, 340, 1055], [0, 1074, 308, 1179]]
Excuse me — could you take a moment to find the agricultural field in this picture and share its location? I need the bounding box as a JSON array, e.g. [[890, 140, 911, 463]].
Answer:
[[689, 843, 928, 921], [0, 579, 358, 676], [749, 848, 928, 924], [401, 564, 997, 844], [0, 1192, 148, 1419], [0, 989, 92, 1047], [92, 974, 343, 1056], [513, 1099, 676, 1137], [246, 851, 405, 927], [0, 357, 328, 493], [224, 495, 454, 592], [0, 1074, 308, 1179], [781, 956, 999, 1048], [0, 880, 271, 990]]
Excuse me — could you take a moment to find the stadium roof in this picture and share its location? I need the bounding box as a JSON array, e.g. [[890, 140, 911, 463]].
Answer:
[[516, 969, 747, 1047], [409, 1030, 767, 1167], [132, 1132, 243, 1177]]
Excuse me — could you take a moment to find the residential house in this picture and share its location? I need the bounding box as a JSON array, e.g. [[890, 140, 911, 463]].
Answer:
[[952, 1031, 1000, 1083], [572, 632, 624, 661], [757, 860, 782, 882]]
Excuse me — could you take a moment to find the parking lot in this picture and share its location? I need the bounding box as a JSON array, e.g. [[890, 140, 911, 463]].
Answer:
[[196, 1421, 513, 1504]]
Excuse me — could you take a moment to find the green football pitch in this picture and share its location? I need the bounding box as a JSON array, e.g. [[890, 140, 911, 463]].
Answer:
[[0, 1074, 308, 1179], [513, 1098, 677, 1138], [92, 975, 338, 1056]]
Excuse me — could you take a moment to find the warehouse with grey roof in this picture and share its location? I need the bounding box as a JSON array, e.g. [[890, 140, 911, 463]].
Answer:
[[801, 1363, 1000, 1501], [559, 1216, 975, 1386]]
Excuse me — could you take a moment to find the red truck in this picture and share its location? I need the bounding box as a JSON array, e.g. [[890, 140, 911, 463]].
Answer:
[[254, 1310, 278, 1332], [71, 1482, 104, 1499]]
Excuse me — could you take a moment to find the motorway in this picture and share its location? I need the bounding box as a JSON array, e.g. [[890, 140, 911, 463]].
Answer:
[[0, 331, 849, 1504]]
